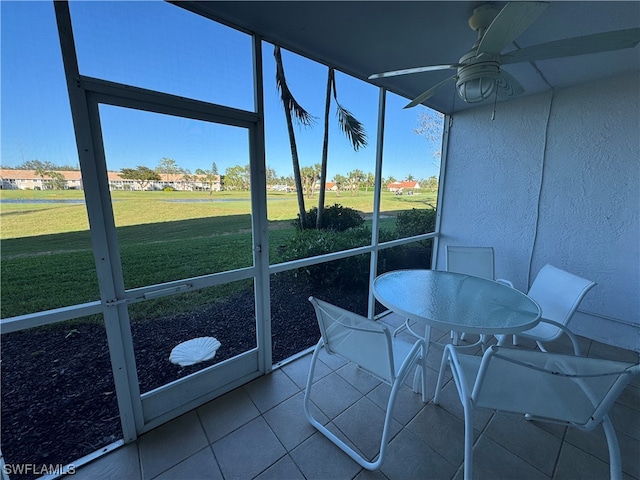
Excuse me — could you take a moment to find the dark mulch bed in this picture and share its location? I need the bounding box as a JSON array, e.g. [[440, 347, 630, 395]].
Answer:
[[0, 274, 372, 480]]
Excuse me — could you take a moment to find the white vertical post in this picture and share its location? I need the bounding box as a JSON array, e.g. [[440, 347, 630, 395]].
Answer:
[[250, 34, 272, 372], [54, 1, 143, 441], [431, 113, 451, 271], [368, 88, 386, 318]]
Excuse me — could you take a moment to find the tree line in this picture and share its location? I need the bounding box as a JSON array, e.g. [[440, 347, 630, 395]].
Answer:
[[6, 158, 438, 195], [120, 159, 438, 195]]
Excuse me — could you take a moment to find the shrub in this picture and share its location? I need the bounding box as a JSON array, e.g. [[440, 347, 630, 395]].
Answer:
[[162, 186, 175, 192], [281, 207, 436, 290], [377, 240, 433, 273], [396, 208, 436, 238], [281, 226, 372, 290], [293, 204, 364, 232]]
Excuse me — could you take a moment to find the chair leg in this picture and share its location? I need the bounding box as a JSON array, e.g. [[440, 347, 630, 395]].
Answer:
[[303, 340, 324, 423], [602, 415, 623, 480], [479, 334, 490, 352], [450, 331, 468, 346], [304, 339, 414, 471], [406, 320, 424, 339], [393, 323, 407, 337], [418, 344, 428, 402], [495, 334, 507, 346], [412, 325, 432, 395], [566, 332, 582, 356], [535, 334, 581, 356], [411, 345, 429, 400], [433, 346, 450, 405], [463, 403, 474, 480], [535, 341, 549, 352]]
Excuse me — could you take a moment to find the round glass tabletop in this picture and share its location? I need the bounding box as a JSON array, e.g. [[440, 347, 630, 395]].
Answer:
[[373, 269, 541, 335]]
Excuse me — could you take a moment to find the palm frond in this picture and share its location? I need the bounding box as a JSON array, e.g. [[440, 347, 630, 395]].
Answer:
[[335, 102, 368, 151], [330, 71, 367, 151], [274, 46, 315, 127]]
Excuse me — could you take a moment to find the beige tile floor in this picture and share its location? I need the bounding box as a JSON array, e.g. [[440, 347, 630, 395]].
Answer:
[[72, 313, 639, 480]]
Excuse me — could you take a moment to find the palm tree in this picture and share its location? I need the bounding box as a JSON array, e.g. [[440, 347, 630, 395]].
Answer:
[[347, 169, 365, 196], [274, 45, 315, 229], [301, 163, 321, 198], [317, 67, 367, 229]]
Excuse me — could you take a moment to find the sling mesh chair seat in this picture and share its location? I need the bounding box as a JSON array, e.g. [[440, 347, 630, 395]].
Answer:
[[434, 344, 639, 480], [499, 264, 596, 355], [304, 296, 428, 470]]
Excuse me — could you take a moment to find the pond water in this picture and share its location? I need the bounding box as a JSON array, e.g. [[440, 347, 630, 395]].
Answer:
[[0, 197, 288, 204], [0, 199, 85, 204]]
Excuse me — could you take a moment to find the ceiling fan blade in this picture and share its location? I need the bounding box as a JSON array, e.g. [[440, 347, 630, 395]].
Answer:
[[404, 75, 457, 109], [368, 64, 459, 80], [478, 2, 549, 56], [496, 70, 525, 98], [501, 28, 640, 64]]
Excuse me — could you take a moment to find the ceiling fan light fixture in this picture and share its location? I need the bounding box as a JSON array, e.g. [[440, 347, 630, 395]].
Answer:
[[457, 76, 497, 103], [455, 61, 501, 103]]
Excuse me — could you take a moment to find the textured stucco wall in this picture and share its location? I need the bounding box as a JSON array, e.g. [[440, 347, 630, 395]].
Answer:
[[437, 72, 639, 351]]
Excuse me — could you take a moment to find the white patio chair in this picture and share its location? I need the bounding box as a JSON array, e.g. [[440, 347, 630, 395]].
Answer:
[[435, 344, 639, 480], [443, 246, 514, 345], [304, 296, 427, 470], [446, 245, 498, 281], [394, 246, 513, 341], [500, 264, 596, 355]]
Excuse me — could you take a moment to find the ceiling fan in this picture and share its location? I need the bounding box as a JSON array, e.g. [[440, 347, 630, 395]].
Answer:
[[368, 2, 640, 108]]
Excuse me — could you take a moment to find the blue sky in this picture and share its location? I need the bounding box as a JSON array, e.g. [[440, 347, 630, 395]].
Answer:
[[1, 1, 443, 182]]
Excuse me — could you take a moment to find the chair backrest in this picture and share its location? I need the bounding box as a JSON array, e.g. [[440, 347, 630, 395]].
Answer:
[[473, 346, 639, 429], [309, 296, 396, 383], [446, 246, 495, 280], [527, 264, 596, 325]]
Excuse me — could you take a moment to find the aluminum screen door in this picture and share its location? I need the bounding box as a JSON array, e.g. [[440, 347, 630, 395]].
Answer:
[[88, 91, 268, 431]]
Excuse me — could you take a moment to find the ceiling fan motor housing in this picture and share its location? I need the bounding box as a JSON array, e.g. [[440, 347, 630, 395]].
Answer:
[[468, 4, 499, 37]]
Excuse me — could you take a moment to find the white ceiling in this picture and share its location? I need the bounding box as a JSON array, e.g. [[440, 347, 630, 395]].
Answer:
[[180, 1, 640, 114]]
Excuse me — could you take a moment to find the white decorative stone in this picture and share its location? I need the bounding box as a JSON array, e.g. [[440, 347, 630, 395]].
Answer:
[[169, 337, 221, 367]]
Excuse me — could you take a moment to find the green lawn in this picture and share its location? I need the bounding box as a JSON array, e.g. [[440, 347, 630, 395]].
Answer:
[[0, 189, 437, 318]]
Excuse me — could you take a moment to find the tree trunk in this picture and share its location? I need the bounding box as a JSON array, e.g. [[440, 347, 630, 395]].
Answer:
[[273, 45, 312, 229], [316, 68, 333, 230], [284, 107, 306, 229]]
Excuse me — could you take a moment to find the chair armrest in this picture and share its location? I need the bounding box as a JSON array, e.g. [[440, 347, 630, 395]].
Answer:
[[536, 318, 582, 355]]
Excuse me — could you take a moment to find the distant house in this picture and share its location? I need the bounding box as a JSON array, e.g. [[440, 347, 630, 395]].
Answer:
[[312, 181, 339, 192], [0, 169, 83, 190], [387, 180, 420, 192], [0, 168, 221, 192]]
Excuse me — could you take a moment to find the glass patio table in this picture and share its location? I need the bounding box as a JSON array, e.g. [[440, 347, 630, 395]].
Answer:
[[373, 269, 541, 346]]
